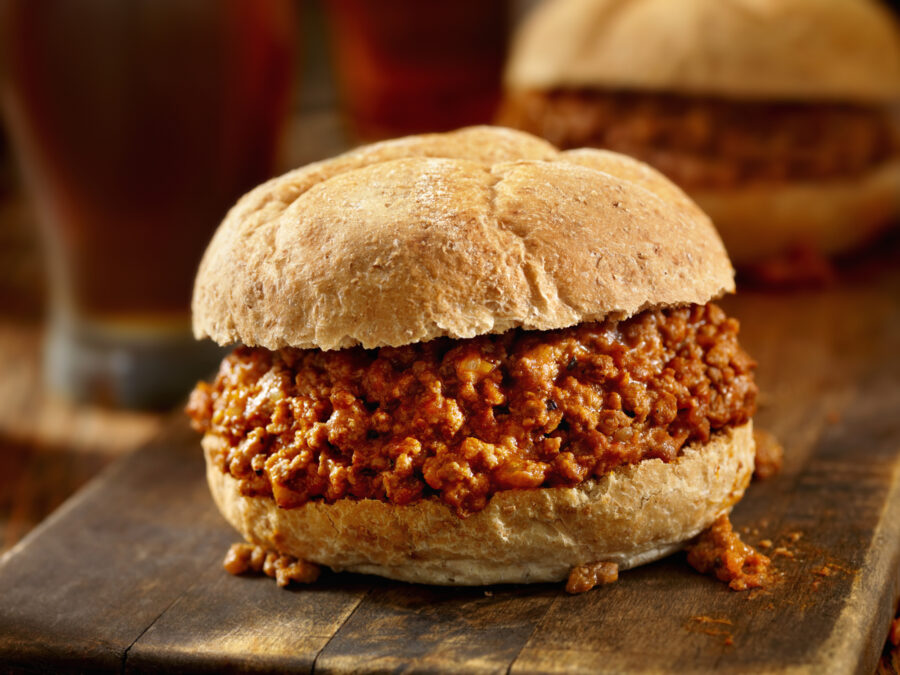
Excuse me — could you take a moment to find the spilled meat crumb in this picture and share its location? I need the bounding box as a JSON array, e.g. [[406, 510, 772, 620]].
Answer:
[[566, 561, 619, 593], [687, 515, 776, 591], [224, 543, 320, 587]]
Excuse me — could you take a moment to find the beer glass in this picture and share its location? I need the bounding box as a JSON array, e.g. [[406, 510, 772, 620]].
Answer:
[[1, 0, 296, 407], [325, 0, 509, 141]]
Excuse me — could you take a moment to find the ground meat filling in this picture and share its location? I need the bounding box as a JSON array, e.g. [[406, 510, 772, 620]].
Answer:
[[686, 514, 776, 591], [566, 562, 619, 594], [499, 90, 899, 190], [188, 304, 757, 517], [223, 543, 320, 587]]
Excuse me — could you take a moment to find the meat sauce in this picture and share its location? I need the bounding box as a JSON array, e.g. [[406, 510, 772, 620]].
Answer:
[[188, 304, 757, 517], [566, 561, 619, 594], [499, 90, 898, 189], [687, 514, 775, 591], [223, 543, 320, 587]]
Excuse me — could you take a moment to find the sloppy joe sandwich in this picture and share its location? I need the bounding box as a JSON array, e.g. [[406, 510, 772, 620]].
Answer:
[[187, 126, 758, 587], [499, 0, 900, 268]]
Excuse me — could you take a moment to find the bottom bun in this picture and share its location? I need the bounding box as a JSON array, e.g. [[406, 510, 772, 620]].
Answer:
[[692, 158, 900, 265], [205, 422, 754, 585]]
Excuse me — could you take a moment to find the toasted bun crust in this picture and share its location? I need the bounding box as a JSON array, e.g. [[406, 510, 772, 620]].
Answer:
[[694, 158, 900, 264], [192, 126, 733, 351], [205, 422, 754, 585], [506, 0, 900, 103]]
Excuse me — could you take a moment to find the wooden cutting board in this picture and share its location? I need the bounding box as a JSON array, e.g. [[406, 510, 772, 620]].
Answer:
[[1, 259, 899, 674]]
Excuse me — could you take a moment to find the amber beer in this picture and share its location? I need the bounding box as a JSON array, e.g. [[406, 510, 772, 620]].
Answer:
[[325, 0, 509, 141], [0, 0, 296, 406]]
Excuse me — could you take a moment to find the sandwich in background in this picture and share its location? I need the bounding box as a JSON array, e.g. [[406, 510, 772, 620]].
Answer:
[[499, 0, 900, 280]]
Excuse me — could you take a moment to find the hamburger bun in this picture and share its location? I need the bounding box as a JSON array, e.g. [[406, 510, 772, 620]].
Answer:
[[193, 127, 733, 350], [693, 157, 900, 263], [505, 0, 900, 103], [191, 126, 755, 586]]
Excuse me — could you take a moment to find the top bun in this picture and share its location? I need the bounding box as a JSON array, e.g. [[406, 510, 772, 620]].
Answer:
[[506, 0, 900, 103], [192, 126, 733, 351]]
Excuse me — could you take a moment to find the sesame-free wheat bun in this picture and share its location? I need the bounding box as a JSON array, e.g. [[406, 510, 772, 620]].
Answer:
[[500, 0, 900, 268], [192, 127, 733, 350], [188, 126, 758, 587]]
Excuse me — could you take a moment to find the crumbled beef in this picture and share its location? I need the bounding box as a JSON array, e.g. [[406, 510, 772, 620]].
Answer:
[[188, 304, 756, 517], [499, 90, 898, 189]]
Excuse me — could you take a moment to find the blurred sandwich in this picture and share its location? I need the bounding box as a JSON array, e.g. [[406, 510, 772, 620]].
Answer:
[[499, 0, 900, 271]]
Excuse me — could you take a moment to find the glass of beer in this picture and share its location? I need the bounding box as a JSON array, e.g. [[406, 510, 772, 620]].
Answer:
[[325, 0, 509, 142], [0, 0, 296, 407]]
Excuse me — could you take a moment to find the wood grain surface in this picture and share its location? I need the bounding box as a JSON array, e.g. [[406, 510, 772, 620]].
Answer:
[[1, 251, 899, 674], [0, 317, 166, 553]]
